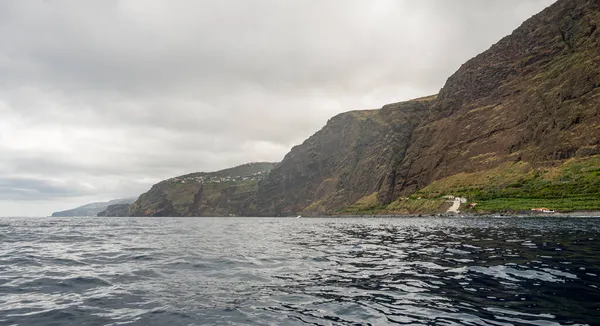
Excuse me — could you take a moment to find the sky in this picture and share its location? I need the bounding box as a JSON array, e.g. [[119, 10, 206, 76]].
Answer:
[[0, 0, 556, 216]]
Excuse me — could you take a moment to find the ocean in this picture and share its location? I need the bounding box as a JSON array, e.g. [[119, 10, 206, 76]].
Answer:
[[1, 216, 599, 325]]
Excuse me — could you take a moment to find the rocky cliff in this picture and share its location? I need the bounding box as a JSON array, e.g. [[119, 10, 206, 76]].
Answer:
[[252, 0, 600, 215], [131, 0, 600, 216], [252, 96, 436, 216], [392, 0, 600, 198], [129, 162, 278, 217]]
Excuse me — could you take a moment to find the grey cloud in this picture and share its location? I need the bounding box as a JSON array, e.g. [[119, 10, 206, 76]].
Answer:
[[0, 0, 556, 214], [0, 1, 554, 95], [0, 177, 96, 201]]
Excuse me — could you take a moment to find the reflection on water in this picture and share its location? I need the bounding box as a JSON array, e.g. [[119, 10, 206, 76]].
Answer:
[[0, 217, 599, 325]]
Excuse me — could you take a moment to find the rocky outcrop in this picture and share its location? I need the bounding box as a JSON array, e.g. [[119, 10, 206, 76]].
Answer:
[[252, 97, 436, 216], [252, 0, 600, 215], [97, 204, 130, 217], [129, 162, 278, 217], [391, 0, 600, 197]]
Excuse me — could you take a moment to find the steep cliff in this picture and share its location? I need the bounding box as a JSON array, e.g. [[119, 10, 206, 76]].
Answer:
[[393, 0, 600, 197], [129, 0, 600, 216], [129, 162, 278, 217], [253, 97, 436, 216], [253, 0, 600, 215]]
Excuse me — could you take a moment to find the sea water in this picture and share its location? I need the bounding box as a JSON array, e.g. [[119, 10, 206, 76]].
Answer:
[[1, 216, 599, 325]]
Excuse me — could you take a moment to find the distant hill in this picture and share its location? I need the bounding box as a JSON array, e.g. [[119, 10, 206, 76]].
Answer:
[[129, 162, 278, 217], [51, 198, 137, 217]]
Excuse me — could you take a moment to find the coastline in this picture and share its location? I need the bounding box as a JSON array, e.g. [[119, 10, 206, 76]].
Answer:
[[316, 211, 600, 218]]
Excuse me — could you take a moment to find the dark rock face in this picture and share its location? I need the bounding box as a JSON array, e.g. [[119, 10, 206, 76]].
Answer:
[[392, 0, 600, 196], [97, 204, 131, 217], [253, 97, 436, 216], [253, 0, 600, 215]]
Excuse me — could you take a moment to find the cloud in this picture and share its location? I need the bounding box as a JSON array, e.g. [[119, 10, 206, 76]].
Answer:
[[0, 177, 95, 201], [0, 0, 556, 215]]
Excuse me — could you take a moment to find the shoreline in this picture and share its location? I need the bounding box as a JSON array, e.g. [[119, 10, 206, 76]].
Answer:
[[314, 211, 600, 218]]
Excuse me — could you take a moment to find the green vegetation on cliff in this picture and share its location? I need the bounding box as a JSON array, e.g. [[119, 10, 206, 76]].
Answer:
[[342, 192, 450, 215], [416, 155, 600, 213], [340, 154, 600, 215], [129, 162, 278, 217]]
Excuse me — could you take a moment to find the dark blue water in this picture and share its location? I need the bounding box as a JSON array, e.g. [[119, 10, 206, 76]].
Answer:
[[1, 217, 599, 326]]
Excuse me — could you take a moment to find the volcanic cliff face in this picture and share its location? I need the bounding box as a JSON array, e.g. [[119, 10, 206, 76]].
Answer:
[[253, 97, 436, 216], [129, 162, 278, 217], [253, 0, 600, 215], [392, 0, 600, 197], [130, 0, 600, 216]]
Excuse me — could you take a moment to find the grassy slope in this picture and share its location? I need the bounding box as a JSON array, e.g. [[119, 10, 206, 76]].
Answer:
[[341, 155, 600, 215], [418, 155, 600, 213], [342, 192, 450, 215], [131, 162, 277, 216]]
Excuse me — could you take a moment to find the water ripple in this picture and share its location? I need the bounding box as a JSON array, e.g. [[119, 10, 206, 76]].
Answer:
[[0, 216, 598, 325]]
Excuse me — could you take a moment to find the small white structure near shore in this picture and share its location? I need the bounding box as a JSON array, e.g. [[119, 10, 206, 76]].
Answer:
[[531, 207, 556, 213], [446, 196, 467, 213]]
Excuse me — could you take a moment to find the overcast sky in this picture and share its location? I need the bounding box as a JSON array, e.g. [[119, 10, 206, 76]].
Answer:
[[0, 0, 556, 216]]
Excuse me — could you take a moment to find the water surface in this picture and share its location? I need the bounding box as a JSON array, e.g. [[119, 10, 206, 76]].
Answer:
[[1, 217, 599, 325]]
